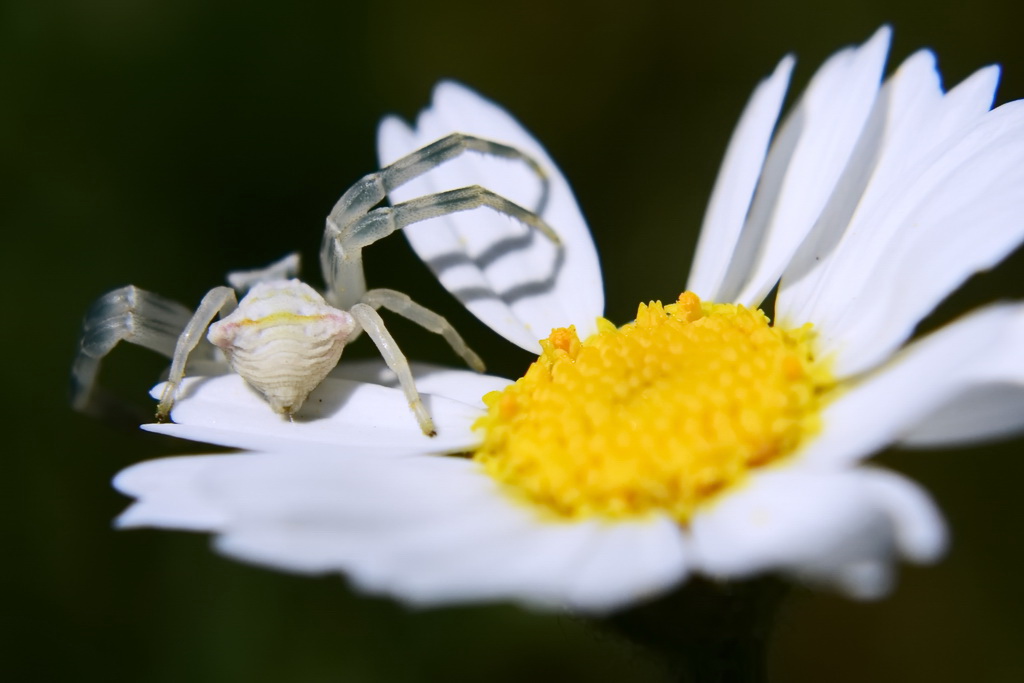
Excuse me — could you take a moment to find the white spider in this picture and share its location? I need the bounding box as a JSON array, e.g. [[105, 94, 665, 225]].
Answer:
[[72, 133, 560, 436]]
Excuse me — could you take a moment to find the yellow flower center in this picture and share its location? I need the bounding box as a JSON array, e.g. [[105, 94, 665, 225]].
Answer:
[[473, 292, 834, 523]]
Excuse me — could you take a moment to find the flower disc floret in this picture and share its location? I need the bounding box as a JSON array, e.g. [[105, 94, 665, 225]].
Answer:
[[474, 292, 833, 522]]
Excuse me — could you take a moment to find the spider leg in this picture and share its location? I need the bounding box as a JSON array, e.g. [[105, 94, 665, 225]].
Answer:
[[72, 286, 197, 416], [349, 303, 436, 437], [348, 186, 559, 250], [380, 132, 548, 191], [361, 288, 485, 372], [156, 286, 238, 421], [320, 132, 558, 309], [226, 252, 301, 293]]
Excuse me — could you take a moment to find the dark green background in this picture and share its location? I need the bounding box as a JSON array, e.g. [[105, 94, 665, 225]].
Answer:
[[7, 1, 1024, 680]]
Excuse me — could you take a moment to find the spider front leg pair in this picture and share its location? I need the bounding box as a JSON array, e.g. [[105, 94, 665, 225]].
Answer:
[[72, 133, 560, 436]]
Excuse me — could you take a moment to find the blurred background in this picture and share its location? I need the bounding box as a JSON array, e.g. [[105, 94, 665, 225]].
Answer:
[[6, 0, 1024, 680]]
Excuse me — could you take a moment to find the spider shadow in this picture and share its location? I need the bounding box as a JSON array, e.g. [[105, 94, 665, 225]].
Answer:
[[291, 377, 361, 422], [422, 224, 566, 307], [291, 373, 441, 427]]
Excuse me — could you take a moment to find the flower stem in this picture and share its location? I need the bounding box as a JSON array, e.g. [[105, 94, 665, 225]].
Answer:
[[603, 577, 787, 682]]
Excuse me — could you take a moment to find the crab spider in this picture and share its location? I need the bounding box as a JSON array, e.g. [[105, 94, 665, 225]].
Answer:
[[72, 133, 560, 436]]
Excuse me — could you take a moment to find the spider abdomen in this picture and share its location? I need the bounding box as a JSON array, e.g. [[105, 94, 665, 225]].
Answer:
[[208, 280, 357, 416]]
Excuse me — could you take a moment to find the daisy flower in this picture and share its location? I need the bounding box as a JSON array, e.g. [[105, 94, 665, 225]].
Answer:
[[113, 26, 1024, 613]]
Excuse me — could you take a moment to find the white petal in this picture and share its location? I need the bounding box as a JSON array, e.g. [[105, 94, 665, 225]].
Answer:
[[718, 26, 890, 307], [778, 50, 948, 326], [378, 81, 603, 352], [825, 103, 1024, 374], [328, 359, 512, 409], [855, 468, 947, 563], [899, 383, 1024, 447], [142, 374, 483, 453], [690, 466, 943, 598], [687, 54, 794, 300], [798, 303, 1024, 468], [564, 516, 689, 611], [333, 511, 686, 614], [778, 59, 1021, 376], [114, 455, 231, 530], [117, 452, 688, 613], [779, 56, 999, 335], [330, 501, 600, 608]]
